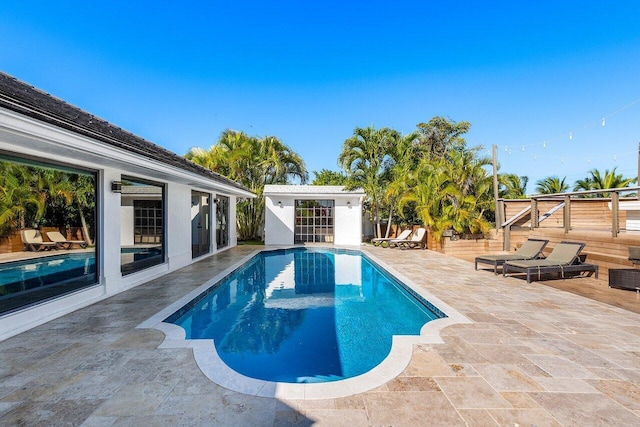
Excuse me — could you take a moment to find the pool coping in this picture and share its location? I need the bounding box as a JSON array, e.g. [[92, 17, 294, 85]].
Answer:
[[137, 245, 472, 400]]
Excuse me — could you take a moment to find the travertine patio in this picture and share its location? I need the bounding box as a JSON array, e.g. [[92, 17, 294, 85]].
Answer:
[[2, 245, 640, 426]]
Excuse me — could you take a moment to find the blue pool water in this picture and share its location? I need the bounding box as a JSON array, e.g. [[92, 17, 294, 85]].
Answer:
[[0, 252, 96, 294], [166, 248, 444, 383]]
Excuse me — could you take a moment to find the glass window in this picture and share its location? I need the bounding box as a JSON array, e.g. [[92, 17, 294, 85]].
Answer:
[[0, 155, 97, 315], [120, 177, 165, 275], [216, 196, 229, 249], [294, 200, 334, 243], [192, 191, 211, 258]]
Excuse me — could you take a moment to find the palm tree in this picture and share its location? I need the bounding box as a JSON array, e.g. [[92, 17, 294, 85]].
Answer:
[[573, 167, 637, 197], [186, 130, 307, 240], [398, 147, 492, 244], [338, 126, 398, 238], [415, 116, 471, 160], [499, 173, 529, 199], [0, 163, 45, 234], [535, 176, 568, 195], [311, 169, 348, 185]]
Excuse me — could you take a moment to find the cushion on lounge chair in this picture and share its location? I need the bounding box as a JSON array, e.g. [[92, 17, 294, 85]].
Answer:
[[503, 241, 597, 283], [390, 227, 426, 249], [46, 231, 88, 249], [371, 229, 411, 246], [475, 238, 548, 274], [21, 229, 58, 251]]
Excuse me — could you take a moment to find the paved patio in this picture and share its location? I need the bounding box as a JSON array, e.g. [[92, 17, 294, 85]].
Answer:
[[2, 245, 640, 426]]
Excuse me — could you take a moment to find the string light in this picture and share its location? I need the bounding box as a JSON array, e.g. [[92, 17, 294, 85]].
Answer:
[[499, 96, 640, 151]]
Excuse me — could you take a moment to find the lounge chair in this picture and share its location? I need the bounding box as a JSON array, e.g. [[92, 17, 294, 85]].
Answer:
[[390, 227, 426, 249], [21, 229, 58, 251], [475, 238, 549, 274], [371, 229, 412, 247], [503, 241, 598, 283], [46, 231, 88, 249]]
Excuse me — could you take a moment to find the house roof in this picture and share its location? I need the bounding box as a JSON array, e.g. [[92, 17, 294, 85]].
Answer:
[[0, 72, 252, 195], [263, 185, 365, 195]]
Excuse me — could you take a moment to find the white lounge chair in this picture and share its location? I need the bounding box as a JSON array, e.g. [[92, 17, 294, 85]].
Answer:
[[21, 229, 58, 251], [389, 227, 426, 249], [46, 231, 88, 249], [371, 229, 411, 247]]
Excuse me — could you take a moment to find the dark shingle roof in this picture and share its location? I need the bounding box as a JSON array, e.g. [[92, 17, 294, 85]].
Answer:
[[0, 72, 252, 195]]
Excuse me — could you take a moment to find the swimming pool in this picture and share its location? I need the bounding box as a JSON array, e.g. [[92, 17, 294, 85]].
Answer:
[[0, 252, 97, 314], [165, 248, 444, 384], [0, 252, 96, 293]]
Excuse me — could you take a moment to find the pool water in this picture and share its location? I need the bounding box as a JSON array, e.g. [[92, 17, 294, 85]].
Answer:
[[0, 252, 96, 295], [166, 248, 443, 383]]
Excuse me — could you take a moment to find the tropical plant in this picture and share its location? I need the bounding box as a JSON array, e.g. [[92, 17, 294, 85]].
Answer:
[[573, 167, 637, 197], [0, 163, 45, 234], [311, 169, 349, 185], [415, 116, 471, 160], [338, 126, 399, 238], [535, 176, 568, 195], [186, 129, 307, 240], [499, 173, 529, 199], [398, 146, 492, 243]]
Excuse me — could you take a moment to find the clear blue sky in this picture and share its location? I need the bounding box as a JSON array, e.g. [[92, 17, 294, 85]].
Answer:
[[2, 1, 639, 192]]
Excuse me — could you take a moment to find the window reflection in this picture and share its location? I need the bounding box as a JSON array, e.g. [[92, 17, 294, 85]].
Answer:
[[120, 177, 165, 275], [0, 155, 97, 314]]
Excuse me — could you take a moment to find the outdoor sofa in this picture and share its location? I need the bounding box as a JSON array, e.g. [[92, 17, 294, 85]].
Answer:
[[503, 241, 598, 283], [475, 238, 549, 274], [608, 246, 640, 291]]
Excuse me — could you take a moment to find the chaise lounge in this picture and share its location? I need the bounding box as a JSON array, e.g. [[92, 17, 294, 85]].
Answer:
[[371, 229, 412, 247], [503, 241, 598, 283], [46, 231, 88, 249], [475, 238, 549, 274], [389, 227, 426, 249], [21, 229, 58, 251]]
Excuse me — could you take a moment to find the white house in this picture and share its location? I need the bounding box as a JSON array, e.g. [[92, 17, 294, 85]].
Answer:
[[264, 185, 366, 246], [0, 73, 254, 340]]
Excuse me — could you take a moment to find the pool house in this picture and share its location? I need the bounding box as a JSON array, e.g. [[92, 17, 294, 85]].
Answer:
[[264, 185, 366, 246], [0, 73, 254, 340]]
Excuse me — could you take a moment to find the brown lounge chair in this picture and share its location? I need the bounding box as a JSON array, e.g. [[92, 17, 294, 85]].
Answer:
[[390, 227, 426, 249], [503, 241, 598, 283], [475, 238, 549, 274], [371, 229, 412, 247], [21, 229, 58, 251], [46, 231, 88, 249]]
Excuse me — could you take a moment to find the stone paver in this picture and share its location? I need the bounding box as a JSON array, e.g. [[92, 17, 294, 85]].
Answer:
[[1, 245, 640, 425]]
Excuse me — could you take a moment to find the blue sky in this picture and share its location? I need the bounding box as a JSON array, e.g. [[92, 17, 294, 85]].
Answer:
[[2, 1, 640, 192]]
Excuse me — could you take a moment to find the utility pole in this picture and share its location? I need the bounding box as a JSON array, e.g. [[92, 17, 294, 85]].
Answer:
[[492, 144, 501, 226]]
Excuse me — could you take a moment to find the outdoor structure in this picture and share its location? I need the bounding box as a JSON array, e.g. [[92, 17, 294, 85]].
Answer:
[[0, 73, 254, 340], [263, 185, 365, 246]]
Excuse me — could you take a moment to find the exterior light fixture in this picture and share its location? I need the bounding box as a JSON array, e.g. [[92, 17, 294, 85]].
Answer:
[[347, 201, 351, 208], [111, 181, 122, 193], [278, 201, 282, 207]]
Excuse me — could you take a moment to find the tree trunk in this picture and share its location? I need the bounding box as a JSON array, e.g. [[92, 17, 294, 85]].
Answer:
[[77, 203, 93, 245], [384, 206, 393, 238]]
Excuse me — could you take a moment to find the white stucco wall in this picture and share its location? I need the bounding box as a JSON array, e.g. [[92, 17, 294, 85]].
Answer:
[[265, 196, 296, 245], [0, 106, 254, 341]]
